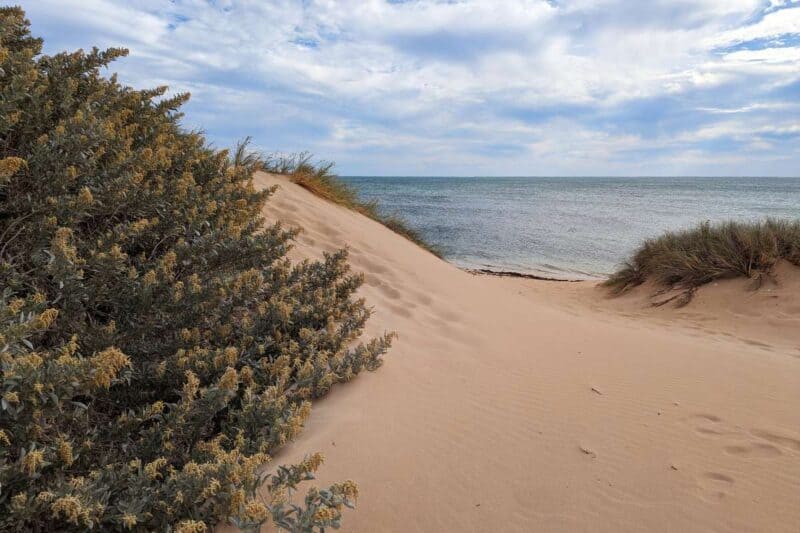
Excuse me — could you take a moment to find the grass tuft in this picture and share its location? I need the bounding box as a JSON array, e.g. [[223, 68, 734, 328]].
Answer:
[[265, 152, 442, 257], [605, 219, 800, 295]]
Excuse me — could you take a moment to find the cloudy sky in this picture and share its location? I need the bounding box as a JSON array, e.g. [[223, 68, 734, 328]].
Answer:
[[21, 0, 800, 176]]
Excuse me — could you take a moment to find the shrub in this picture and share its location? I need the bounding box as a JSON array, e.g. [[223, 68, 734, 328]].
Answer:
[[605, 219, 800, 294], [265, 153, 442, 257], [0, 7, 392, 531]]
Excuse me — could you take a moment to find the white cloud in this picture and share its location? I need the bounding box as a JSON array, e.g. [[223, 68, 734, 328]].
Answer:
[[707, 5, 800, 47], [697, 101, 798, 113], [19, 0, 800, 175]]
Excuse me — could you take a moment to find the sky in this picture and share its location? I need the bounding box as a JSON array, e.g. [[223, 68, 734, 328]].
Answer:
[[20, 0, 800, 176]]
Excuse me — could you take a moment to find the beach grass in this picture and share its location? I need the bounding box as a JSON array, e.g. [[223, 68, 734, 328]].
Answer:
[[605, 219, 800, 293], [265, 152, 442, 257]]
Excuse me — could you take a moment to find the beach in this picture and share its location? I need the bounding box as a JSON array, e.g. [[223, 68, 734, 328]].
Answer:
[[228, 172, 800, 532], [10, 3, 800, 530]]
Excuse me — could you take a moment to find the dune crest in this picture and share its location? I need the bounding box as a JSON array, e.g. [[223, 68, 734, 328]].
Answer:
[[243, 172, 800, 532]]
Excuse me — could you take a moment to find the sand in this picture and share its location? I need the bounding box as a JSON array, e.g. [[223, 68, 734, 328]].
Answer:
[[236, 172, 800, 532]]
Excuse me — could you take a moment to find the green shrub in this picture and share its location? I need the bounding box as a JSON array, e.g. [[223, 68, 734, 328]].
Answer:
[[605, 219, 800, 294], [265, 153, 442, 257], [0, 7, 392, 531]]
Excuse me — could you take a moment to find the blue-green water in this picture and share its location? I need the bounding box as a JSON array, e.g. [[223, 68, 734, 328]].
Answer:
[[341, 176, 800, 279]]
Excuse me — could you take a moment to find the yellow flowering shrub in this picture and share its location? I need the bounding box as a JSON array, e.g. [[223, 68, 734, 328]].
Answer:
[[0, 8, 389, 532]]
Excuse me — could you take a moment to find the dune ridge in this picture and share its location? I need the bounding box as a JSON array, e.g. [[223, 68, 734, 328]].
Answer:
[[242, 172, 800, 532]]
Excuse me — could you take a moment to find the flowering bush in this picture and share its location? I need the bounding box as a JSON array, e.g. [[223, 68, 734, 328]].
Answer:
[[0, 7, 391, 531]]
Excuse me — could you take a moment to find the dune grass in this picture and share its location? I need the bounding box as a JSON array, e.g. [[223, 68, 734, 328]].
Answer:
[[264, 152, 442, 257], [605, 219, 800, 294]]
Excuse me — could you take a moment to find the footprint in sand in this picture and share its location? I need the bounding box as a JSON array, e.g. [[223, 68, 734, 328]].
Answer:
[[386, 302, 413, 319], [688, 415, 739, 501], [318, 224, 343, 239], [411, 291, 434, 306], [741, 338, 774, 351], [750, 429, 800, 453], [697, 471, 735, 502], [364, 275, 403, 299], [375, 282, 402, 300], [689, 414, 795, 461], [353, 253, 392, 275], [435, 307, 464, 323], [690, 413, 731, 436], [704, 472, 734, 484], [724, 442, 782, 458], [299, 234, 317, 246]]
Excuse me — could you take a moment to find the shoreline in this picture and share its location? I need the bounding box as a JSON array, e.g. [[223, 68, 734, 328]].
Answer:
[[464, 267, 590, 282]]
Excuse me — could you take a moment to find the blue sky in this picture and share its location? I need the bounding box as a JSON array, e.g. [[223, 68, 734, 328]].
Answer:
[[21, 0, 800, 176]]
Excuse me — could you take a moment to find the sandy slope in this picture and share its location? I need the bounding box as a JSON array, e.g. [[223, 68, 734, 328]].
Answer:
[[243, 172, 800, 532], [502, 260, 800, 356]]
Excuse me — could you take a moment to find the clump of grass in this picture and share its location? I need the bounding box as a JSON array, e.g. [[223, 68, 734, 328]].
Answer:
[[266, 152, 442, 257], [605, 219, 800, 295]]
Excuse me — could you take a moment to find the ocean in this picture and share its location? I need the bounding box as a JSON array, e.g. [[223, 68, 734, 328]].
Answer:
[[341, 176, 800, 280]]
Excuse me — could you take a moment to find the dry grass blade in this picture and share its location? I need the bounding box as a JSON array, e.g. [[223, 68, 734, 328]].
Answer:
[[266, 153, 443, 257], [605, 219, 800, 298]]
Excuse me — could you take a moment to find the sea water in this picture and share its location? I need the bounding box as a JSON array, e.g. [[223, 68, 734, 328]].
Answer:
[[341, 176, 800, 279]]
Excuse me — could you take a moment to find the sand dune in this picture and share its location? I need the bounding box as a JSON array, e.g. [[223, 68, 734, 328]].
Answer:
[[500, 261, 800, 356], [242, 172, 800, 532]]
